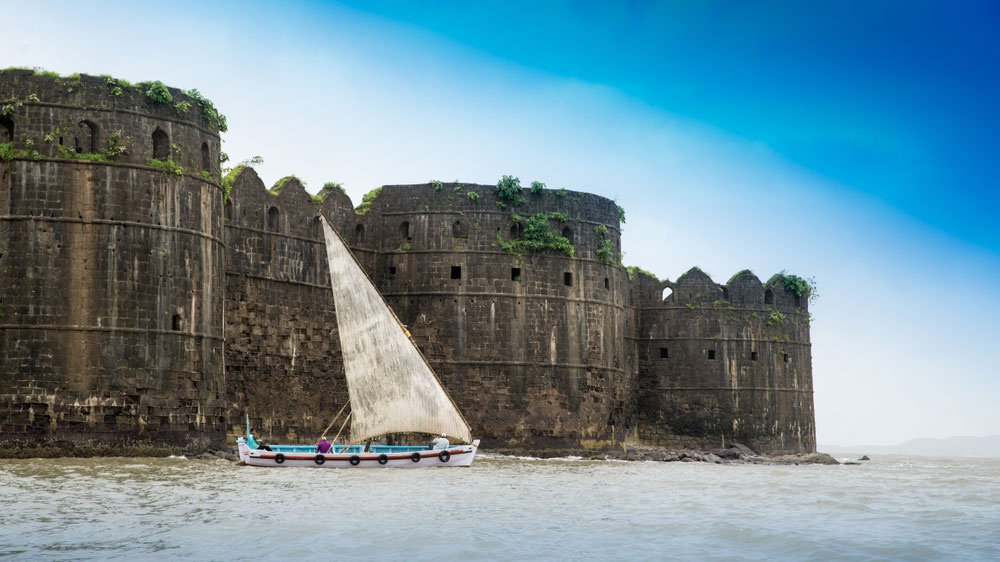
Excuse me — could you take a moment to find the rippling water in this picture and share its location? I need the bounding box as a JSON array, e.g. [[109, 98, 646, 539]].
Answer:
[[1, 453, 997, 561]]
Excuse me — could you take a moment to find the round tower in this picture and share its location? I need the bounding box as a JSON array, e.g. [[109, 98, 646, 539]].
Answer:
[[0, 70, 226, 454], [634, 267, 816, 454], [353, 182, 632, 452]]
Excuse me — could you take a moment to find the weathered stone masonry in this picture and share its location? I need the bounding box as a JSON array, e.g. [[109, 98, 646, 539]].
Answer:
[[1, 71, 815, 455], [0, 71, 225, 452]]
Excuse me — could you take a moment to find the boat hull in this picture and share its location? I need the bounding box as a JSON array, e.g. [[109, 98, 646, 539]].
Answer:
[[238, 439, 480, 468]]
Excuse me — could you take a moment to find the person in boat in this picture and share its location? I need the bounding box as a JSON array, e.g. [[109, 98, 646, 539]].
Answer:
[[429, 433, 449, 450], [316, 436, 332, 454], [248, 428, 272, 451]]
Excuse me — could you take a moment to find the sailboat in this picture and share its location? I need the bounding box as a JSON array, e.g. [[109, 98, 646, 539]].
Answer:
[[237, 214, 480, 468]]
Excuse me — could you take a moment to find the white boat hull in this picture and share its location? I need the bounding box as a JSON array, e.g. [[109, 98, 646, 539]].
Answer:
[[238, 439, 480, 468]]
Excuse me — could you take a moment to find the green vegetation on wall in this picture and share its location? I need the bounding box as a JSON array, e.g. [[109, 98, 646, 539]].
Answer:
[[143, 81, 173, 105], [626, 266, 658, 281], [220, 165, 246, 201], [146, 158, 184, 176], [184, 89, 228, 133], [496, 175, 526, 207], [615, 204, 626, 224], [782, 272, 818, 304], [594, 224, 621, 265], [273, 176, 302, 192], [498, 212, 575, 258], [356, 187, 383, 215]]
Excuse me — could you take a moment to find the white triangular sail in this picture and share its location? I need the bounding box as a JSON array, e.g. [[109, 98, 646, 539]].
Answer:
[[321, 216, 472, 443]]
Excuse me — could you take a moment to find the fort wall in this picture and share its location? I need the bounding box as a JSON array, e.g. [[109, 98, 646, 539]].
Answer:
[[634, 268, 815, 453], [222, 169, 355, 443], [354, 184, 633, 450], [0, 71, 226, 452], [1, 70, 816, 455]]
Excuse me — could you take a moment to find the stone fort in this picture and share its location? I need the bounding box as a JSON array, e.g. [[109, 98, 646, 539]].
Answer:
[[0, 70, 815, 456]]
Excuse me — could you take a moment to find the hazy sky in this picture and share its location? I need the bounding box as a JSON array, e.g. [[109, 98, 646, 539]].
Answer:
[[7, 1, 999, 447]]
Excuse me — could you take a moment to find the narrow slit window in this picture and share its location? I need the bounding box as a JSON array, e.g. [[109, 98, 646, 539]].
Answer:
[[604, 277, 610, 290], [172, 314, 182, 331], [451, 266, 462, 280]]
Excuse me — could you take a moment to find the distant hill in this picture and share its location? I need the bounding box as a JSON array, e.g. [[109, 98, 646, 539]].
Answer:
[[821, 435, 1000, 458]]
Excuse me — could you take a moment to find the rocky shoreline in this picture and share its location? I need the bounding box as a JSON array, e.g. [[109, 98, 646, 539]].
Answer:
[[616, 443, 842, 465], [483, 443, 843, 465]]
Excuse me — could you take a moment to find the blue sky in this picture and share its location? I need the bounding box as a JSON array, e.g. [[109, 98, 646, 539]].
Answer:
[[7, 1, 999, 447]]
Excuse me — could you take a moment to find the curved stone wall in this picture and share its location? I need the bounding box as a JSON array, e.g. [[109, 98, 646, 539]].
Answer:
[[0, 70, 226, 453], [634, 268, 815, 453], [356, 183, 632, 450]]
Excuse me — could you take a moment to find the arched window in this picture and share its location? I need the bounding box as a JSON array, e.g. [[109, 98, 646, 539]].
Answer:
[[764, 289, 774, 305], [561, 226, 573, 243], [77, 120, 98, 153], [266, 207, 280, 232], [355, 224, 365, 243], [510, 222, 524, 239], [453, 220, 467, 238], [313, 216, 324, 239], [201, 142, 211, 171], [152, 127, 169, 160], [399, 221, 410, 241], [0, 116, 13, 143], [662, 287, 673, 302]]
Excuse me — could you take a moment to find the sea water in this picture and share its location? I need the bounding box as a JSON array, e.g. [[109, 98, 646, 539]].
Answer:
[[1, 453, 997, 561]]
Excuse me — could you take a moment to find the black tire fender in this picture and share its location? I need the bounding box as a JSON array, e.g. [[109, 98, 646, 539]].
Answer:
[[274, 453, 285, 464], [315, 454, 326, 465], [378, 454, 389, 465], [349, 454, 361, 466], [410, 452, 421, 463], [438, 450, 451, 463]]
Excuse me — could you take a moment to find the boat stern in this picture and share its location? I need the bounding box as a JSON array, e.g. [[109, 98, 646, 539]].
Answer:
[[236, 437, 250, 464]]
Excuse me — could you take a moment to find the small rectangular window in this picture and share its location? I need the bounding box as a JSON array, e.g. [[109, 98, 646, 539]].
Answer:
[[564, 272, 573, 286], [511, 267, 521, 282], [387, 266, 397, 276], [750, 351, 758, 361], [659, 347, 669, 359], [451, 266, 462, 280], [783, 353, 790, 363], [707, 349, 716, 360], [604, 277, 610, 289]]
